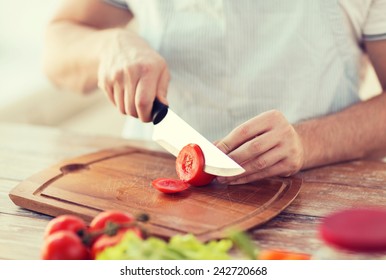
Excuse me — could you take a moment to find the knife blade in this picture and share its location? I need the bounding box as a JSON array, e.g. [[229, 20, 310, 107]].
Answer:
[[151, 99, 245, 176]]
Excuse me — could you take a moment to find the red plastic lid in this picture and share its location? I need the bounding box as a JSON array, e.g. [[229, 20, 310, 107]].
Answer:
[[319, 207, 386, 253]]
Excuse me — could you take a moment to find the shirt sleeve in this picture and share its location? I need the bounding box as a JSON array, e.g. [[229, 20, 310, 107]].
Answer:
[[103, 0, 129, 10], [362, 0, 386, 41]]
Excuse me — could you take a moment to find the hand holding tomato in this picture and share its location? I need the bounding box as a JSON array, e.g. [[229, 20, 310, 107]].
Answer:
[[216, 110, 304, 184]]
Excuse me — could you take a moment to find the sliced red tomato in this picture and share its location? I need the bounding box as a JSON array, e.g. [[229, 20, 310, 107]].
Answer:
[[151, 178, 190, 193], [176, 143, 215, 186]]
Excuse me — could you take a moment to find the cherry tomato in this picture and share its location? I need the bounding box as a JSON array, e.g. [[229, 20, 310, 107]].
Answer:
[[89, 210, 135, 232], [88, 210, 137, 244], [90, 228, 141, 259], [44, 214, 87, 239], [41, 231, 90, 260], [176, 143, 215, 186], [151, 178, 190, 193]]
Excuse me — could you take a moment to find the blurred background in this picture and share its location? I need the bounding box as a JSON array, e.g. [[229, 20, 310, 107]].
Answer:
[[0, 0, 126, 137], [0, 1, 382, 138]]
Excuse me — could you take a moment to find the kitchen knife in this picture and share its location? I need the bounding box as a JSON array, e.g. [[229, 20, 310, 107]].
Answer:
[[151, 98, 245, 176]]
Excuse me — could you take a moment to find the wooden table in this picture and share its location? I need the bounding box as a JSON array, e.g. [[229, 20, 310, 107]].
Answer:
[[1, 122, 386, 260]]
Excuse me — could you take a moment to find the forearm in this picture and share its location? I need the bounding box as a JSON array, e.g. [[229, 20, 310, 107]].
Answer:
[[43, 21, 120, 93], [295, 93, 386, 170], [43, 0, 134, 93]]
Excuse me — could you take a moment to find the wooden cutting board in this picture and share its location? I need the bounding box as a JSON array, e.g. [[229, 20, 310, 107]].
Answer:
[[9, 146, 302, 241]]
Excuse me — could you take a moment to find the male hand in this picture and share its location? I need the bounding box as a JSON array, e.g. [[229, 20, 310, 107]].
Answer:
[[98, 29, 170, 122], [216, 110, 304, 184]]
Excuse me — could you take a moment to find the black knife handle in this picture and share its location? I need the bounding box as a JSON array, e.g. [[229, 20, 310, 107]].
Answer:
[[151, 98, 169, 125]]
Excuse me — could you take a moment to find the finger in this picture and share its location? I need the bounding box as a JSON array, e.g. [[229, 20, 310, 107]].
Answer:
[[113, 82, 125, 114], [97, 63, 114, 104], [123, 68, 140, 117], [135, 66, 160, 122], [216, 111, 276, 154], [218, 146, 285, 184], [111, 70, 125, 112], [244, 147, 285, 173], [98, 76, 115, 105], [228, 160, 291, 185], [156, 67, 170, 105], [227, 131, 279, 164], [104, 81, 115, 106]]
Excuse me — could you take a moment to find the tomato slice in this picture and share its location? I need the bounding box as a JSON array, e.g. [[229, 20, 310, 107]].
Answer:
[[176, 143, 215, 186], [151, 178, 190, 194]]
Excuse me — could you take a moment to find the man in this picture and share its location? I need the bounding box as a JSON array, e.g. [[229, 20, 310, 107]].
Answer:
[[43, 0, 386, 184]]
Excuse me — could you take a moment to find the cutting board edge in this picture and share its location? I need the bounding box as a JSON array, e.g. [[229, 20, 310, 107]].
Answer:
[[196, 176, 303, 241]]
